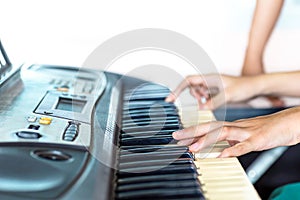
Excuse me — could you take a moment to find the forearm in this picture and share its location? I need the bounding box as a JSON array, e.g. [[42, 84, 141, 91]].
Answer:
[[247, 0, 284, 53], [255, 71, 300, 97], [242, 0, 284, 75]]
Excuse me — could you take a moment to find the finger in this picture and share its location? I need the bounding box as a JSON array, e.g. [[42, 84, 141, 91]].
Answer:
[[176, 138, 197, 146], [165, 93, 176, 102], [188, 124, 241, 152], [228, 140, 239, 146], [165, 79, 189, 102], [188, 127, 225, 152], [266, 96, 285, 107], [189, 87, 203, 101], [198, 85, 209, 99], [199, 99, 213, 110], [165, 76, 205, 102], [201, 91, 226, 110], [219, 141, 253, 157], [188, 86, 209, 108], [172, 121, 226, 140]]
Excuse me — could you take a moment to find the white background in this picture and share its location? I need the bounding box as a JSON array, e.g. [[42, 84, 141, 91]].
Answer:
[[1, 0, 300, 76]]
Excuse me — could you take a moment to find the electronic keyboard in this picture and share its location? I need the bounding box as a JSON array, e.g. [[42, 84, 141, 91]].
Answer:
[[0, 38, 260, 200], [0, 62, 260, 200]]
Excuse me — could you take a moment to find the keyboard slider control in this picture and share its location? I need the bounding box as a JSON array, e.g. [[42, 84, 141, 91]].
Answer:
[[63, 121, 80, 141]]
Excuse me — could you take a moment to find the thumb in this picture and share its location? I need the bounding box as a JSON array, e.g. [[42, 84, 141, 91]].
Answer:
[[198, 92, 226, 110], [210, 91, 227, 109]]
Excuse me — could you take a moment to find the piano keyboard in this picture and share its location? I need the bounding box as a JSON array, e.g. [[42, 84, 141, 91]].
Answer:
[[115, 84, 261, 200]]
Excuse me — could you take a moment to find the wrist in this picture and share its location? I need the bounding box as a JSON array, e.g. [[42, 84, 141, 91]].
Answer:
[[242, 48, 265, 76], [245, 46, 264, 59], [251, 75, 267, 96]]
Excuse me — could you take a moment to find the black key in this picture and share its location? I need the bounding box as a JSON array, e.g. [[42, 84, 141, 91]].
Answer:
[[125, 91, 170, 98], [123, 110, 177, 120], [121, 133, 172, 139], [122, 129, 173, 137], [122, 116, 178, 124], [122, 112, 178, 120], [123, 102, 176, 110], [123, 116, 178, 123], [116, 186, 204, 199], [125, 85, 169, 93], [117, 180, 200, 192], [125, 87, 170, 95], [122, 120, 179, 128], [119, 152, 193, 163], [119, 148, 191, 158], [122, 124, 179, 131], [125, 89, 169, 95], [117, 173, 198, 185], [121, 124, 180, 134], [120, 146, 190, 156], [117, 164, 197, 176], [124, 93, 169, 101], [122, 119, 180, 128], [120, 145, 189, 153], [123, 103, 174, 109], [119, 158, 194, 170], [120, 136, 176, 146]]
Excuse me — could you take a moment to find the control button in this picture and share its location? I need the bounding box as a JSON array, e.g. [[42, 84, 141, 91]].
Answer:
[[16, 131, 42, 139], [28, 124, 40, 130], [79, 95, 86, 99], [27, 116, 37, 123], [40, 117, 52, 121], [65, 130, 77, 136], [39, 119, 51, 125], [57, 87, 69, 92], [64, 136, 74, 141], [67, 125, 78, 132], [64, 134, 75, 139], [39, 117, 52, 125], [34, 150, 72, 161]]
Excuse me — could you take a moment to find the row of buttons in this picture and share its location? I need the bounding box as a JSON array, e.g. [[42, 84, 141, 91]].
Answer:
[[52, 80, 95, 94], [23, 117, 80, 142], [63, 121, 80, 141], [61, 93, 87, 99], [27, 116, 53, 125]]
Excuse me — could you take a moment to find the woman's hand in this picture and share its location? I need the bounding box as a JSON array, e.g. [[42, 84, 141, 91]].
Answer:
[[173, 107, 300, 157], [165, 74, 262, 110]]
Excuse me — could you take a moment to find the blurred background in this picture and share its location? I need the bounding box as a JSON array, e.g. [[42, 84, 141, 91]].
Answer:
[[1, 0, 300, 88], [1, 1, 300, 199]]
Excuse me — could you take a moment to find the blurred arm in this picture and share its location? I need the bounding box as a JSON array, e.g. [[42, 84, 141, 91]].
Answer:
[[242, 0, 284, 75]]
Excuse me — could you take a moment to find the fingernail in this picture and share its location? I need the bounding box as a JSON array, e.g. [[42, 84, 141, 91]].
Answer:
[[200, 97, 207, 104], [172, 131, 180, 139], [190, 143, 200, 151], [165, 95, 173, 101]]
